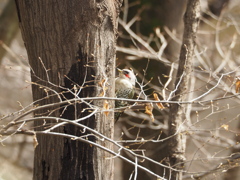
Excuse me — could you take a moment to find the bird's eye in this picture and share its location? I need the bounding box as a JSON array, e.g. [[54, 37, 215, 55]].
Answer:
[[123, 70, 130, 78], [123, 70, 129, 75]]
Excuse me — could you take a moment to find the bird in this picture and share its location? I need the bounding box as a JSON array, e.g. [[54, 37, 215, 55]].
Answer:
[[115, 68, 136, 122]]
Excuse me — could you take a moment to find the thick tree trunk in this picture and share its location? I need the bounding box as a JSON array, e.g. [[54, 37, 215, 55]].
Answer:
[[167, 0, 200, 180], [15, 1, 121, 179]]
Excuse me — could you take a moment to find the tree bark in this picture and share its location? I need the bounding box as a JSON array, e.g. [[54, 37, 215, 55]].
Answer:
[[167, 0, 200, 179], [15, 0, 121, 179]]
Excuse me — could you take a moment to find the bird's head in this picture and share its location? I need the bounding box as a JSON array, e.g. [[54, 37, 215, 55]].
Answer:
[[117, 68, 136, 86]]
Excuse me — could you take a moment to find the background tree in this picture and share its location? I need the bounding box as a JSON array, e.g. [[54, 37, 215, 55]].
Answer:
[[167, 1, 200, 179]]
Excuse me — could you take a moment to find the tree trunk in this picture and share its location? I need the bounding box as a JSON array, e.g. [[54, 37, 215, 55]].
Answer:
[[15, 1, 121, 179], [167, 0, 200, 179]]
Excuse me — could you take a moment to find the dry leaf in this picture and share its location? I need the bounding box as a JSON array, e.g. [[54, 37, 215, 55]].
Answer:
[[98, 79, 108, 97], [99, 91, 104, 97], [103, 100, 110, 116], [236, 78, 240, 93], [221, 124, 229, 131], [145, 103, 154, 121], [33, 134, 38, 149], [98, 79, 106, 87], [153, 93, 165, 109]]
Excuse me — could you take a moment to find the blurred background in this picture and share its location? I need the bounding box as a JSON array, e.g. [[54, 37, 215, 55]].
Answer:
[[0, 0, 32, 180], [1, 0, 240, 179]]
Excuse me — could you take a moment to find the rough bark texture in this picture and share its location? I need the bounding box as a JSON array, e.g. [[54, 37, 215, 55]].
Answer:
[[15, 0, 121, 179], [167, 0, 200, 179]]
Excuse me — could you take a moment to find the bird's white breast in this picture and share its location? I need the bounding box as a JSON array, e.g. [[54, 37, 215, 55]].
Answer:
[[115, 77, 133, 91]]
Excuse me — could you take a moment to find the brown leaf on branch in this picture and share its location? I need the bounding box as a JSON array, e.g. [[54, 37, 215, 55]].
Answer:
[[98, 79, 106, 87], [98, 79, 108, 97], [221, 124, 229, 131], [145, 103, 154, 122], [33, 134, 39, 149], [236, 77, 240, 93], [103, 100, 110, 116], [153, 93, 165, 109]]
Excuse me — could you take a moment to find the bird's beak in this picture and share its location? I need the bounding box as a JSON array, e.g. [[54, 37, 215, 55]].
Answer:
[[117, 68, 122, 73]]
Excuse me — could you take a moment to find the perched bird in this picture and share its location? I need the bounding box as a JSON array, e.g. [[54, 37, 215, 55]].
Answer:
[[115, 68, 136, 122]]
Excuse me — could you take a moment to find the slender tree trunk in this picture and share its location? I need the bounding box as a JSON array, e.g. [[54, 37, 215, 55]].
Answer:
[[15, 1, 121, 179], [167, 0, 200, 179]]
